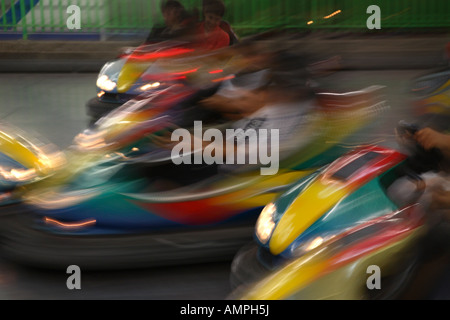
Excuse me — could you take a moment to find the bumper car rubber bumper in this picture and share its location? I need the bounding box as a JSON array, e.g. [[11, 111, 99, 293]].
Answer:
[[0, 211, 255, 271], [86, 97, 122, 121]]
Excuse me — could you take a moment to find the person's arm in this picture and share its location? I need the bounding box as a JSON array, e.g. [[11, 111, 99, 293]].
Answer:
[[430, 185, 450, 212], [144, 25, 165, 43], [216, 30, 230, 49], [200, 89, 266, 118], [203, 29, 230, 51], [415, 128, 450, 160], [200, 95, 234, 113]]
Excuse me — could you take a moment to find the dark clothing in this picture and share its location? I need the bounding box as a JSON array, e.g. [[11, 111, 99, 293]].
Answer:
[[145, 18, 196, 43]]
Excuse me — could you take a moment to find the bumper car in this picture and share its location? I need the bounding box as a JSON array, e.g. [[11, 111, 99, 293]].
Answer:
[[85, 40, 240, 122], [230, 122, 446, 300], [0, 122, 65, 214], [0, 78, 386, 270], [410, 52, 449, 131]]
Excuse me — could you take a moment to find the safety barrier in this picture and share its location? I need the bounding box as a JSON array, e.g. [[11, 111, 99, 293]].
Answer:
[[0, 0, 449, 40]]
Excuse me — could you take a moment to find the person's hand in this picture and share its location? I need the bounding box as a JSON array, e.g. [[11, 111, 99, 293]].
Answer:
[[238, 90, 265, 115], [200, 95, 248, 118], [200, 95, 228, 111], [415, 128, 448, 151], [430, 185, 450, 211]]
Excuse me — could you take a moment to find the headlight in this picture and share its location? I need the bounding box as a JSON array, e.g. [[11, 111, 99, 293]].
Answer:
[[96, 75, 117, 91], [255, 203, 276, 244], [291, 234, 336, 258], [0, 167, 37, 183], [139, 82, 161, 91]]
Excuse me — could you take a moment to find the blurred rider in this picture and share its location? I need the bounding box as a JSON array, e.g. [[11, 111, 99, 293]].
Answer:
[[414, 128, 450, 212], [216, 51, 317, 173], [153, 49, 318, 176], [145, 0, 195, 43], [199, 40, 275, 120], [195, 0, 230, 51]]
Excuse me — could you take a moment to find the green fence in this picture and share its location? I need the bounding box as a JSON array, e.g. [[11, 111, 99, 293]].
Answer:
[[1, 0, 449, 40]]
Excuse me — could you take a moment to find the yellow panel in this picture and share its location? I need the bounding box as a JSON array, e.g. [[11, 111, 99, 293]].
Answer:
[[117, 61, 152, 93], [0, 132, 40, 170], [269, 179, 348, 255]]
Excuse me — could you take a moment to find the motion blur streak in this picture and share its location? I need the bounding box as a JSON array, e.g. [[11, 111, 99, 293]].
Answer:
[[44, 217, 96, 229]]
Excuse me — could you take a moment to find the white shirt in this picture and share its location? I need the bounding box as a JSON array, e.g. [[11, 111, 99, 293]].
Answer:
[[219, 99, 317, 173]]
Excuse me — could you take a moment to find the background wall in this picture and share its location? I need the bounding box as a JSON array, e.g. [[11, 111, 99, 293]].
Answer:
[[0, 0, 449, 40]]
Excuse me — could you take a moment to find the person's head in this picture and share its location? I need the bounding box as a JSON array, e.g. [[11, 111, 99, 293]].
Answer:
[[202, 0, 226, 32], [161, 0, 186, 27], [266, 51, 315, 102], [234, 40, 276, 72]]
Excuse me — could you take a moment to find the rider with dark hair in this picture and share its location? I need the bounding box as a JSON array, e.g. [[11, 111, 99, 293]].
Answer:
[[202, 0, 238, 45], [195, 0, 230, 51], [145, 0, 196, 43]]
